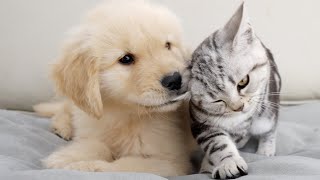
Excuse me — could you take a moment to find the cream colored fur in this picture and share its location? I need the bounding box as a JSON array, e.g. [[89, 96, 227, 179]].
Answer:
[[35, 1, 195, 177], [33, 101, 64, 117], [34, 101, 73, 140]]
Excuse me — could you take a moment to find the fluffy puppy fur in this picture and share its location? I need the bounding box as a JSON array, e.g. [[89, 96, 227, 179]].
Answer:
[[35, 1, 195, 177]]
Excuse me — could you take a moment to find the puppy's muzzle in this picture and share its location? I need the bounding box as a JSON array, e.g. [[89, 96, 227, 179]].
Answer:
[[161, 72, 182, 91]]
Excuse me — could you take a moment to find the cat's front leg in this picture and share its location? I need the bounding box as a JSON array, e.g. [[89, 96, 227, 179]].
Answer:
[[199, 155, 214, 174], [234, 135, 251, 149], [197, 130, 248, 179], [257, 130, 276, 156]]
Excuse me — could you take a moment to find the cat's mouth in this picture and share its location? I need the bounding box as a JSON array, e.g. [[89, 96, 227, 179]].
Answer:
[[223, 105, 252, 116], [223, 111, 243, 116]]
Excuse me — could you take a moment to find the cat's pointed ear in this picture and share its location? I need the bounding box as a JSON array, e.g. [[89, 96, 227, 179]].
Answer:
[[217, 2, 254, 49]]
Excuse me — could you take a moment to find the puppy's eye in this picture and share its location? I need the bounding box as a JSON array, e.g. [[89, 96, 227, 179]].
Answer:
[[237, 75, 250, 90], [119, 54, 135, 65], [165, 42, 171, 50]]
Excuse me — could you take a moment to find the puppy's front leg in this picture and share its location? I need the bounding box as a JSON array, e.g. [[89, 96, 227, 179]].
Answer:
[[44, 139, 113, 169], [65, 156, 191, 177], [51, 106, 73, 141]]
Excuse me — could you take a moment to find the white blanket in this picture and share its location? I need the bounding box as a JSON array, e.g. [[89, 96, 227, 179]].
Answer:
[[1, 103, 320, 180]]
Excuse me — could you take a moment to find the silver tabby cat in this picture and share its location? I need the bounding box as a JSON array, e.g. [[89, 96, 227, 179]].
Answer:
[[189, 3, 281, 179]]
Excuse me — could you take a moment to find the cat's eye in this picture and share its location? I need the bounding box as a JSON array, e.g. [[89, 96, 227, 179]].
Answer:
[[119, 53, 135, 65], [165, 42, 171, 50], [237, 75, 250, 90], [213, 100, 223, 103]]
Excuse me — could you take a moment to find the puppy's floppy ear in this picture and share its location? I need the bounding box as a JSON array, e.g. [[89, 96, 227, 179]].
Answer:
[[52, 28, 103, 119]]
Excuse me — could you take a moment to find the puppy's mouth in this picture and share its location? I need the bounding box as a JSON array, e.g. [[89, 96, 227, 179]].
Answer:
[[140, 91, 190, 108]]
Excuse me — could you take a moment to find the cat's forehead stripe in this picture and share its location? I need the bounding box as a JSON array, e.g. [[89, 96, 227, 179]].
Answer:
[[228, 76, 236, 84], [251, 61, 268, 72]]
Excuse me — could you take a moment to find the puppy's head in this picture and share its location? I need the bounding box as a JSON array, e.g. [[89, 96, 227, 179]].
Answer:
[[52, 1, 190, 118]]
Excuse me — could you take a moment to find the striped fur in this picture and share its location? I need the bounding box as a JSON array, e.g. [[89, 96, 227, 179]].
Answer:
[[189, 3, 281, 179]]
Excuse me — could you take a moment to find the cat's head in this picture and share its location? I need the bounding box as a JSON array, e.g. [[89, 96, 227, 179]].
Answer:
[[189, 3, 272, 117]]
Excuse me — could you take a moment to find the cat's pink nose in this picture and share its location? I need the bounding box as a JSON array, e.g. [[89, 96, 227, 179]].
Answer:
[[233, 104, 244, 112]]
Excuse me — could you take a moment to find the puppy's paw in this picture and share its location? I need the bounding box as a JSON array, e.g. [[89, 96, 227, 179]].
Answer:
[[51, 117, 73, 141], [212, 156, 248, 179], [64, 160, 110, 172], [52, 126, 72, 141], [43, 153, 75, 169]]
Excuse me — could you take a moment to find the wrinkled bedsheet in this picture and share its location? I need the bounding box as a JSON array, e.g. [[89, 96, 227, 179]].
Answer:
[[0, 103, 320, 180]]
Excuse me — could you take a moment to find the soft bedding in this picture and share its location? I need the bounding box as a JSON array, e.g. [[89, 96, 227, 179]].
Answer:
[[0, 103, 320, 180]]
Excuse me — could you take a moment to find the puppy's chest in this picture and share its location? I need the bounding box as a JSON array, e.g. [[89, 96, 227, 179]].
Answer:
[[103, 118, 179, 159], [103, 120, 145, 158]]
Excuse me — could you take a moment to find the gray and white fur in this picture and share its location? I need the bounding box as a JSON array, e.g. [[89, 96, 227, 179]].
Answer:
[[189, 3, 281, 179]]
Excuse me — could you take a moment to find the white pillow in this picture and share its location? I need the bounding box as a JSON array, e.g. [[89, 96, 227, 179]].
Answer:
[[0, 0, 319, 111]]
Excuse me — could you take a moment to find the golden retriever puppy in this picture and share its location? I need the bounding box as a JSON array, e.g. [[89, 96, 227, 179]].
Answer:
[[36, 1, 195, 177]]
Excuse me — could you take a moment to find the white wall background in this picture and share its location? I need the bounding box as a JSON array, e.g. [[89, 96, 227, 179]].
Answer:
[[0, 0, 319, 110]]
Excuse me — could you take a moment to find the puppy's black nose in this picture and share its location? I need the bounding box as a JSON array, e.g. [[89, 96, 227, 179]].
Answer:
[[161, 72, 182, 91]]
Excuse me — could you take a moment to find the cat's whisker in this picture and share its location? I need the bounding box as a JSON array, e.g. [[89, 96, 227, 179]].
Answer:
[[214, 114, 225, 124], [253, 91, 303, 97], [251, 102, 275, 118], [252, 92, 281, 96], [250, 99, 280, 111]]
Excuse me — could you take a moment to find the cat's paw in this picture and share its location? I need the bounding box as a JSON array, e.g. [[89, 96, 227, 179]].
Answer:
[[256, 140, 276, 157], [256, 147, 275, 157], [64, 160, 110, 172], [212, 156, 248, 179]]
